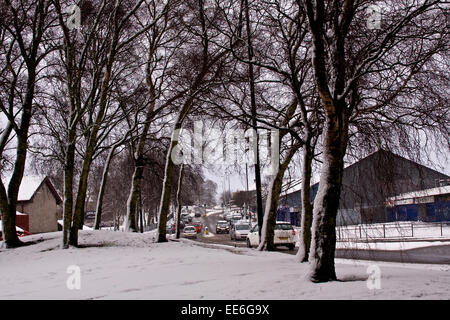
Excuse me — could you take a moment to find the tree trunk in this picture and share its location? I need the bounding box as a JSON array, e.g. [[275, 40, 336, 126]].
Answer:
[[258, 146, 298, 251], [94, 145, 118, 230], [69, 145, 95, 246], [139, 192, 144, 233], [1, 206, 21, 248], [254, 141, 264, 241], [308, 112, 348, 282], [176, 164, 184, 239], [125, 162, 144, 232], [157, 121, 182, 243], [297, 145, 314, 262], [260, 175, 283, 251], [2, 123, 30, 248], [62, 138, 76, 249], [244, 0, 264, 241]]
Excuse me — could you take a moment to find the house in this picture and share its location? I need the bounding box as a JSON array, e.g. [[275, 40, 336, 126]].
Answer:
[[279, 149, 450, 226], [0, 176, 62, 234]]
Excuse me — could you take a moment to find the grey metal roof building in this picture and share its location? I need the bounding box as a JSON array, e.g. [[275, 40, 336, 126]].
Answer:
[[279, 149, 450, 226]]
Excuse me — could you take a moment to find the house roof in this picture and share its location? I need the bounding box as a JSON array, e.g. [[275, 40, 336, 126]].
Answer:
[[280, 149, 449, 197], [3, 175, 62, 205], [344, 149, 450, 179]]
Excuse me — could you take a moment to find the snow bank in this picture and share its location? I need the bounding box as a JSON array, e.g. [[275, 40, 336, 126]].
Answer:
[[206, 209, 223, 217], [0, 230, 449, 299]]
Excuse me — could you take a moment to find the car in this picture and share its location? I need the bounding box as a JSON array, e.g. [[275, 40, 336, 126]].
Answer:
[[215, 220, 230, 234], [223, 210, 233, 221], [167, 224, 176, 234], [193, 207, 203, 217], [192, 221, 202, 233], [182, 226, 197, 239], [230, 222, 251, 240], [230, 213, 242, 226], [246, 221, 296, 250], [181, 213, 192, 223], [84, 211, 96, 220]]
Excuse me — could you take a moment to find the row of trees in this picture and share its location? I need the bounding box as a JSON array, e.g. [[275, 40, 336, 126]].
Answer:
[[1, 0, 448, 282]]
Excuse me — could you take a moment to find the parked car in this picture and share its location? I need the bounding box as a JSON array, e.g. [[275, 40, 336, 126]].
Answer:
[[223, 210, 233, 221], [230, 222, 251, 240], [181, 213, 192, 223], [192, 221, 202, 233], [167, 224, 176, 234], [182, 226, 197, 239], [215, 220, 230, 234], [246, 221, 296, 250], [193, 207, 203, 217], [230, 213, 242, 226]]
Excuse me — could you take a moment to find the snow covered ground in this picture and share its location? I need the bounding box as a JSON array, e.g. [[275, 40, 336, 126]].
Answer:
[[206, 209, 224, 217], [1, 230, 449, 300]]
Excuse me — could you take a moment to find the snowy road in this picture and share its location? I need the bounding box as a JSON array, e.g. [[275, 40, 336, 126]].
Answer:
[[193, 210, 450, 265]]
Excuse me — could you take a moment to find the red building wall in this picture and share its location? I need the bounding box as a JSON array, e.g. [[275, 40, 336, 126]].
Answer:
[[0, 213, 29, 232]]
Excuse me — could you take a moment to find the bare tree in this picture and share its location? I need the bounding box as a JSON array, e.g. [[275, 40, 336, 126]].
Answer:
[[156, 0, 243, 242], [124, 0, 180, 232], [50, 0, 167, 246], [301, 0, 449, 282], [0, 0, 54, 248]]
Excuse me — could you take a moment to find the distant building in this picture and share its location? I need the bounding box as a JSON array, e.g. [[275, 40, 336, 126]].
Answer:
[[386, 185, 450, 222], [0, 176, 62, 233], [279, 150, 450, 226]]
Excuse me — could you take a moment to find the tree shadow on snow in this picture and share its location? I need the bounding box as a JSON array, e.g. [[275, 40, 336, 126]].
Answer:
[[337, 275, 369, 282]]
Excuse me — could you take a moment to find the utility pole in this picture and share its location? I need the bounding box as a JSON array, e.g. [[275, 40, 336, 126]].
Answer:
[[244, 0, 264, 239], [228, 169, 231, 210], [245, 163, 250, 225]]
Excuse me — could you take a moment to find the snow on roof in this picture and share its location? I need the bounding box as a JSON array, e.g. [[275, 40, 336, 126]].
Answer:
[[387, 185, 450, 201], [3, 175, 46, 202]]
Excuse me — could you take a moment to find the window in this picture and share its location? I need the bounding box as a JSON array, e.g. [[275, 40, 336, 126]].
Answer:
[[275, 224, 293, 230]]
